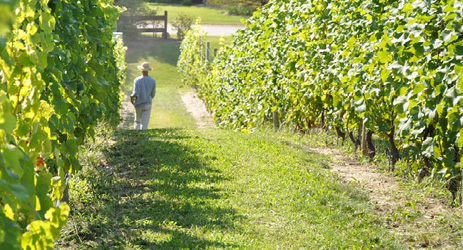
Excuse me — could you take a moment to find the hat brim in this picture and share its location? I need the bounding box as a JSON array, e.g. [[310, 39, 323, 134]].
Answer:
[[137, 65, 152, 71]]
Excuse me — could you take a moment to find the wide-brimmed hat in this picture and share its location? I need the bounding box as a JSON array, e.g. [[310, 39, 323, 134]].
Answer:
[[137, 62, 152, 71]]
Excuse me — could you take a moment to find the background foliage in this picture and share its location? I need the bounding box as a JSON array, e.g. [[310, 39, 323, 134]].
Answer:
[[208, 0, 268, 15], [116, 0, 157, 16], [0, 0, 125, 248], [171, 13, 195, 40], [178, 26, 209, 87], [179, 0, 463, 201]]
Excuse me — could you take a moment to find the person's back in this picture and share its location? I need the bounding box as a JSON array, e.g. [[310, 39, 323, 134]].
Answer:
[[133, 75, 156, 107], [131, 62, 157, 130]]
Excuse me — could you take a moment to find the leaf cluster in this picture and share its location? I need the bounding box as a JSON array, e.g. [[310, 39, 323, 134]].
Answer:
[[0, 0, 126, 248]]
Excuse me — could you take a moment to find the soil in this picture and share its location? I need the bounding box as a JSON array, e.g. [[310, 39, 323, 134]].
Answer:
[[119, 93, 135, 130], [308, 147, 449, 213], [306, 147, 460, 248], [181, 91, 214, 129], [309, 147, 401, 207]]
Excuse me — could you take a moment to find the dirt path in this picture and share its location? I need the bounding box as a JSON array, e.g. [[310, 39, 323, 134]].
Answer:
[[181, 91, 214, 129], [310, 147, 447, 213], [119, 93, 135, 130], [307, 147, 459, 248], [309, 147, 401, 207]]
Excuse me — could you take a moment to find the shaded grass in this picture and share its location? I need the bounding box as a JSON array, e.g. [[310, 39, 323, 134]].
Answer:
[[58, 128, 402, 249], [147, 3, 247, 25], [58, 129, 236, 249]]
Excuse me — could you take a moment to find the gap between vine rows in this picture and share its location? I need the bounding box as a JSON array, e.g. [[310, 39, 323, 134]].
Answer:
[[120, 90, 449, 218], [119, 82, 458, 247]]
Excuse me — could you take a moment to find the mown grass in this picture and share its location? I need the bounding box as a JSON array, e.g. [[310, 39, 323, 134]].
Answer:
[[58, 128, 402, 249], [147, 3, 247, 25]]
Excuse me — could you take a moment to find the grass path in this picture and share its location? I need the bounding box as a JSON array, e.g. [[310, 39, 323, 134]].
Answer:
[[59, 128, 402, 249], [121, 36, 230, 130]]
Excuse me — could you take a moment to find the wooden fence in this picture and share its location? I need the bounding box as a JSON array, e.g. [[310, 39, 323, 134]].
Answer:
[[117, 11, 168, 39]]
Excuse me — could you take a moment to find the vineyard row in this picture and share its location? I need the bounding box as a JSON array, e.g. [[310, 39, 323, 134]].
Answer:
[[178, 0, 463, 200], [0, 0, 125, 248]]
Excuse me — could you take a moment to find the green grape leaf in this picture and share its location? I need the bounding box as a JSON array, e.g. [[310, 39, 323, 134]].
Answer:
[[17, 52, 34, 67], [378, 50, 391, 64], [398, 118, 412, 136], [0, 112, 16, 134], [402, 3, 414, 13], [441, 29, 456, 43], [3, 146, 24, 179], [422, 138, 435, 157], [0, 180, 29, 204], [45, 203, 70, 238], [40, 11, 55, 33], [0, 211, 21, 250], [20, 220, 54, 250]]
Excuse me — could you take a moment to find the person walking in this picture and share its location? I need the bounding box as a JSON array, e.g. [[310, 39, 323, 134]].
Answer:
[[131, 62, 156, 130]]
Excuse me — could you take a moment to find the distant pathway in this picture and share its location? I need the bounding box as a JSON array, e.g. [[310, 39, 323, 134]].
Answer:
[[119, 23, 240, 130], [167, 24, 244, 36]]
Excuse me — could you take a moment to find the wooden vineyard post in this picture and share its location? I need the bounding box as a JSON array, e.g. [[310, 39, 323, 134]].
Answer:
[[206, 41, 211, 62], [272, 101, 280, 130], [163, 11, 168, 39], [362, 124, 368, 157]]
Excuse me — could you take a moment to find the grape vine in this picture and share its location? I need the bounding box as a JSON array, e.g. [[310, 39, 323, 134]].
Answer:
[[178, 25, 209, 89], [0, 0, 125, 248], [179, 0, 463, 200]]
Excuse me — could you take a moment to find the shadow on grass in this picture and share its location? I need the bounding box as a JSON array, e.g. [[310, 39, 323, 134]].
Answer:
[[74, 128, 240, 249]]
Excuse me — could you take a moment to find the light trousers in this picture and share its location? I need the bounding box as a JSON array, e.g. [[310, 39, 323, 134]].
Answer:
[[134, 104, 152, 130]]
